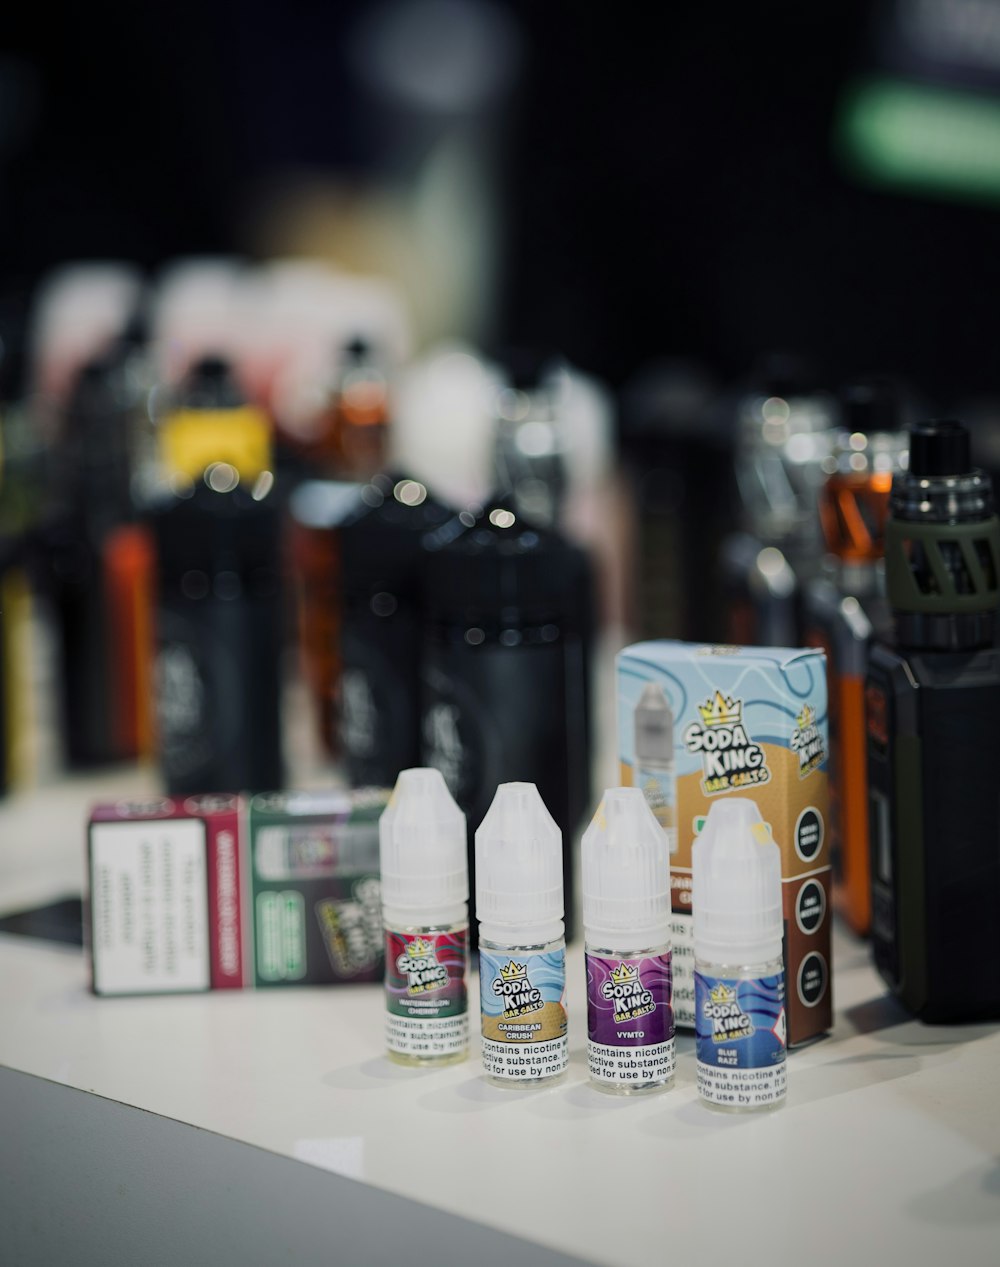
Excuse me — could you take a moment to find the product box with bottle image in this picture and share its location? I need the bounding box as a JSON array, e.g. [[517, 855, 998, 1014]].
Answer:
[[88, 789, 386, 996], [617, 642, 832, 1046]]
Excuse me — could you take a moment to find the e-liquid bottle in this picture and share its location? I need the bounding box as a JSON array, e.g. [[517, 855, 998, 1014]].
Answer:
[[693, 797, 786, 1112], [582, 787, 675, 1094], [867, 420, 1000, 1021], [379, 767, 469, 1066], [476, 782, 568, 1085], [633, 682, 676, 854], [329, 336, 391, 480]]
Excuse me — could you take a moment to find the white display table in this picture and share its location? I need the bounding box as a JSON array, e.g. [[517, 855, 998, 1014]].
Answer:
[[2, 774, 998, 1267]]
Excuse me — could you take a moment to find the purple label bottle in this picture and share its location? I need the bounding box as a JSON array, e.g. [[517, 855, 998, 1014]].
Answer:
[[586, 946, 675, 1092], [582, 787, 675, 1095]]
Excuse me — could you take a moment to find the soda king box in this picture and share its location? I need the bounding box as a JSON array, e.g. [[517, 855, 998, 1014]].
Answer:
[[617, 642, 832, 1046], [88, 788, 388, 996], [88, 794, 247, 996], [248, 789, 386, 987]]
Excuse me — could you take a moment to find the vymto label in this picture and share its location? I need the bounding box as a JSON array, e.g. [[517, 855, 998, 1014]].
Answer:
[[479, 947, 568, 1081], [586, 952, 675, 1088]]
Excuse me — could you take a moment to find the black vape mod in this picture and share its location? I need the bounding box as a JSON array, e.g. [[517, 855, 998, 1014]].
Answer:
[[421, 499, 593, 940], [866, 421, 1000, 1020]]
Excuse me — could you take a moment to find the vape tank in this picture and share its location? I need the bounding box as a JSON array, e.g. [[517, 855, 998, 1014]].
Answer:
[[492, 354, 568, 530], [803, 381, 907, 933], [722, 359, 839, 646], [866, 420, 1000, 1021]]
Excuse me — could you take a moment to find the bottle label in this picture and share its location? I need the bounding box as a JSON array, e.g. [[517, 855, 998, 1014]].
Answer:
[[586, 951, 675, 1087], [479, 947, 568, 1081], [385, 928, 469, 1059], [695, 970, 787, 1108]]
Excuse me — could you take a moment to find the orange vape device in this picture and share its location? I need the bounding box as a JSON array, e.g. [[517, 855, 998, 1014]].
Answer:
[[803, 385, 906, 933]]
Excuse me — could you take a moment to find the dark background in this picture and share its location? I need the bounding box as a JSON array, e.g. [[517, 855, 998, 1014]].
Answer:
[[2, 0, 999, 402]]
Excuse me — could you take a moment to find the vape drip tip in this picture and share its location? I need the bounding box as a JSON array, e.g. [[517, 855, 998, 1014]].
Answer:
[[819, 380, 908, 566], [886, 420, 1000, 650]]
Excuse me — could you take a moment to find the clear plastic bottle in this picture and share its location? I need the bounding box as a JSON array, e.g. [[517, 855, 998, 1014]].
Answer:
[[582, 787, 675, 1095], [692, 797, 786, 1111], [476, 782, 568, 1086], [633, 681, 676, 854], [379, 767, 469, 1067]]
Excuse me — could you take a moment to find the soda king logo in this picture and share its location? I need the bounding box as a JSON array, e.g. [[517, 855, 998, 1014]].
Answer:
[[396, 937, 448, 995], [493, 960, 544, 1018], [704, 982, 754, 1044], [789, 704, 825, 777], [683, 691, 770, 795], [601, 962, 655, 1024]]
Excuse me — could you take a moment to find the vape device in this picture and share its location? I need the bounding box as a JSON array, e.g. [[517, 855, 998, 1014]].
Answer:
[[804, 382, 907, 933], [866, 421, 1000, 1020], [44, 345, 154, 766], [421, 498, 593, 941], [722, 359, 839, 646]]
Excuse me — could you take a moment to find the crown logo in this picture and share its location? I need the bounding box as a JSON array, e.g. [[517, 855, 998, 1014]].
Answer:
[[406, 938, 434, 959], [610, 962, 638, 985], [698, 690, 742, 727], [710, 982, 736, 1005], [499, 960, 527, 982], [796, 704, 814, 731]]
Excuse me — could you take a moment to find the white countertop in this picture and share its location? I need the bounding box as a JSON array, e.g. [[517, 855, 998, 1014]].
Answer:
[[2, 777, 999, 1266]]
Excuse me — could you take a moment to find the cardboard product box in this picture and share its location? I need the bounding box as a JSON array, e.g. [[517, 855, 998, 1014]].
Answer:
[[248, 790, 385, 987], [88, 789, 387, 996], [89, 794, 246, 995], [617, 642, 832, 1047]]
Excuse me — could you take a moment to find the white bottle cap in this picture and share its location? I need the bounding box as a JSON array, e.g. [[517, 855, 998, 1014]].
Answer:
[[692, 797, 782, 965], [635, 682, 674, 764], [379, 768, 468, 924], [475, 782, 564, 944], [582, 787, 671, 951]]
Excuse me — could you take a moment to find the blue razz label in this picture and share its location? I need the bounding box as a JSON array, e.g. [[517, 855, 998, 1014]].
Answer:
[[694, 971, 786, 1109]]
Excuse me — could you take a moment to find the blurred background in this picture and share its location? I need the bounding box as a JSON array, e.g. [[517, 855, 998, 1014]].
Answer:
[[4, 0, 1000, 390], [2, 0, 1000, 939]]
